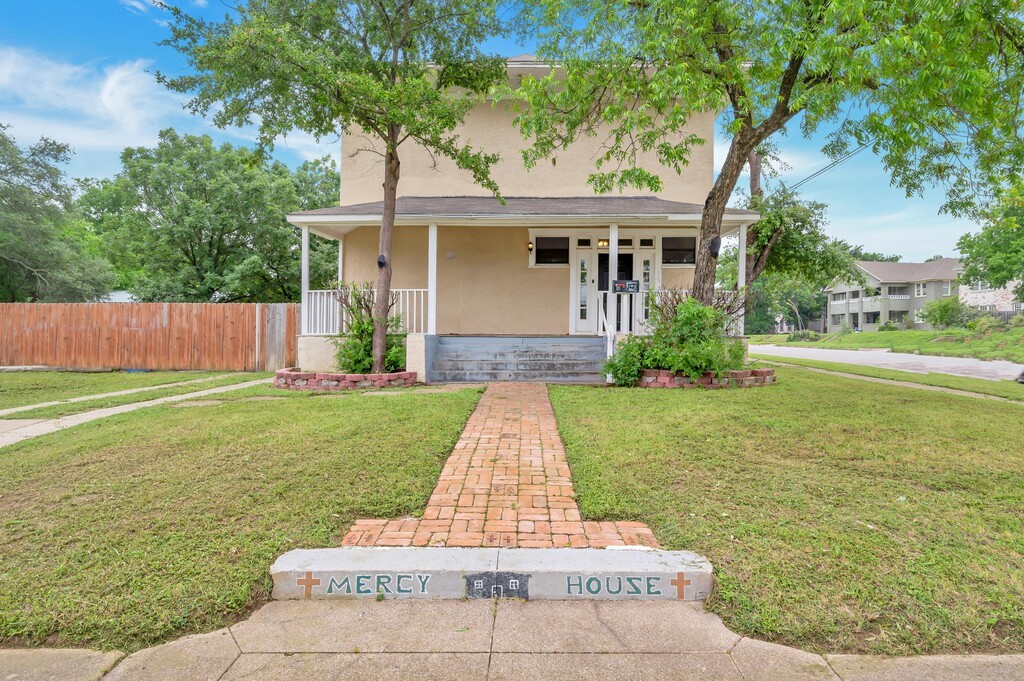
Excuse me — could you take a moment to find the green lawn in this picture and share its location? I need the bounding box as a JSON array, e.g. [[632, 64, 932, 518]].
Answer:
[[748, 356, 1024, 402], [0, 386, 482, 652], [7, 373, 273, 419], [550, 369, 1024, 656], [755, 328, 1024, 363], [0, 371, 235, 411]]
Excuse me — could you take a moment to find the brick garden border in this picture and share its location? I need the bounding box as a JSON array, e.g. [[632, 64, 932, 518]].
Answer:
[[637, 368, 776, 389], [273, 367, 416, 391]]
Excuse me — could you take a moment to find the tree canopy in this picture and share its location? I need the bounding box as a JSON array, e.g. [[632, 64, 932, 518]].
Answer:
[[958, 183, 1024, 300], [514, 0, 1024, 303], [160, 0, 509, 370], [79, 129, 339, 303], [0, 125, 115, 302]]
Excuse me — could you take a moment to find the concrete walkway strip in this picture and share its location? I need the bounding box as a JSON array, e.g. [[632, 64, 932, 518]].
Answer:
[[0, 373, 243, 418], [0, 378, 270, 450], [271, 546, 713, 602], [0, 648, 123, 681]]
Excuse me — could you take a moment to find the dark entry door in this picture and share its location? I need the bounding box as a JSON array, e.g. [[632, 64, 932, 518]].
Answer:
[[598, 253, 635, 332]]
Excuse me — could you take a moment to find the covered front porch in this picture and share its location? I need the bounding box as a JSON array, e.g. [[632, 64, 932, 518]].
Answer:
[[288, 196, 757, 375]]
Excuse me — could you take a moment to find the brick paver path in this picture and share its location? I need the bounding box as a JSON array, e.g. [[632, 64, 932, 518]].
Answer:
[[342, 383, 660, 549]]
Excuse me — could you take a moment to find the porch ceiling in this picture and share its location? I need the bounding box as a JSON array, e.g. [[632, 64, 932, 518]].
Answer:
[[286, 195, 759, 241]]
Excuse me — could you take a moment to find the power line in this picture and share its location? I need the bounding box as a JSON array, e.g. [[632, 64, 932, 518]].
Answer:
[[789, 143, 869, 191]]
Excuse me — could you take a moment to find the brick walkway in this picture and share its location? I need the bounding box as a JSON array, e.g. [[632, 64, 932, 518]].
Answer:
[[342, 383, 660, 549]]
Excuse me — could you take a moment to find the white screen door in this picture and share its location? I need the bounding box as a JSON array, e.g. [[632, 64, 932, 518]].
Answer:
[[573, 249, 596, 334]]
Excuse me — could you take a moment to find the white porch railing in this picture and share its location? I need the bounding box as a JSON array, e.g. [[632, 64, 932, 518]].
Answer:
[[302, 289, 429, 336], [888, 294, 910, 300]]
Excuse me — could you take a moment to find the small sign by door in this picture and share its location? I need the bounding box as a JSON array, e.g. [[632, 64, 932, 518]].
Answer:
[[613, 279, 640, 293]]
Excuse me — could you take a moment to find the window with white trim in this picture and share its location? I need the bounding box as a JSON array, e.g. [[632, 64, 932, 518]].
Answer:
[[832, 292, 846, 302], [533, 237, 569, 265], [942, 281, 951, 296], [970, 281, 991, 291], [915, 282, 927, 297], [661, 236, 696, 264], [915, 309, 925, 322], [1013, 302, 1023, 312]]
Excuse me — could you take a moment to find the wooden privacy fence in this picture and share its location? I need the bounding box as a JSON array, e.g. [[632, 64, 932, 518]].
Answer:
[[0, 303, 299, 371]]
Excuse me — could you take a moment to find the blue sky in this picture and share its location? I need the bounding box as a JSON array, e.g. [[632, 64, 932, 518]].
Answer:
[[0, 1, 978, 260]]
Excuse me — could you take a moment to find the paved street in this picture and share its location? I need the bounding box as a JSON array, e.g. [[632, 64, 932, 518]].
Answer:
[[750, 345, 1024, 381]]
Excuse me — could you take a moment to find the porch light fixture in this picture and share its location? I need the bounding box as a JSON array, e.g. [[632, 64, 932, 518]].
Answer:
[[597, 238, 610, 248], [527, 241, 534, 252]]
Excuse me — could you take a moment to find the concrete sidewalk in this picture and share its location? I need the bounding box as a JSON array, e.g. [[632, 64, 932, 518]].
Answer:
[[0, 378, 270, 449], [750, 345, 1023, 381], [5, 600, 1022, 680]]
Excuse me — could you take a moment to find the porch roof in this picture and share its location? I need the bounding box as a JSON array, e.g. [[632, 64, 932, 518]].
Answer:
[[287, 195, 759, 239]]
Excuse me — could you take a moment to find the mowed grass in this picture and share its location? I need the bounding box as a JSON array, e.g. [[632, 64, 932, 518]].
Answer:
[[748, 356, 1024, 402], [764, 328, 1024, 363], [0, 371, 233, 410], [549, 369, 1024, 656], [7, 373, 273, 419], [0, 387, 482, 651]]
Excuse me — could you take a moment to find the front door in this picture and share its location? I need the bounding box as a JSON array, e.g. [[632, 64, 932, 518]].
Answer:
[[598, 253, 635, 333], [572, 249, 596, 334]]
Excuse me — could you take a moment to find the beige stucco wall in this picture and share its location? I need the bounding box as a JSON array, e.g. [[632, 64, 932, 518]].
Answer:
[[342, 225, 569, 335], [660, 267, 695, 291], [297, 335, 336, 373], [341, 101, 715, 205]]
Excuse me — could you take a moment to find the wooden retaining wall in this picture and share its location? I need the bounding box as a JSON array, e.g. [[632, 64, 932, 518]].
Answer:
[[0, 303, 299, 371]]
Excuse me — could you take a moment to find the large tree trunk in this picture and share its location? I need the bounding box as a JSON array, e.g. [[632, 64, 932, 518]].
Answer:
[[691, 135, 754, 304], [372, 129, 400, 373]]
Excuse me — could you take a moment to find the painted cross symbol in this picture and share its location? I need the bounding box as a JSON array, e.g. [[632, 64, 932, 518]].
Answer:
[[296, 571, 320, 599], [670, 572, 690, 600]]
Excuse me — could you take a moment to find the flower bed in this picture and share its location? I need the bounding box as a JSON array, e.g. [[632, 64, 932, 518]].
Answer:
[[273, 368, 416, 391], [637, 368, 775, 389]]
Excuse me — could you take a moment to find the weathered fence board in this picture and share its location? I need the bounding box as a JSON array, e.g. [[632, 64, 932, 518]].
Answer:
[[0, 303, 299, 371]]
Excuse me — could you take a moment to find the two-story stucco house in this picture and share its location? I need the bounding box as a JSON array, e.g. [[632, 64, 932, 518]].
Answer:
[[826, 259, 961, 331], [286, 55, 758, 380]]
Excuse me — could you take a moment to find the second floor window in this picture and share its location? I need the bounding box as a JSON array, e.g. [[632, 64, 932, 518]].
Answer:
[[832, 292, 846, 302], [942, 281, 951, 296], [915, 283, 927, 297], [970, 281, 991, 291]]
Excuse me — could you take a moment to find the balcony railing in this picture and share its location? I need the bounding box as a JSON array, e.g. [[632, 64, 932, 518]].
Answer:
[[888, 294, 910, 300], [302, 289, 429, 336]]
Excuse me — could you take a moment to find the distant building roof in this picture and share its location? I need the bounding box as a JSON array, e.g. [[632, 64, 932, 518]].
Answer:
[[855, 258, 961, 283]]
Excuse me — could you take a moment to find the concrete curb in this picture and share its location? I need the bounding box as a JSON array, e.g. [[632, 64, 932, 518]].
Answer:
[[271, 546, 713, 602]]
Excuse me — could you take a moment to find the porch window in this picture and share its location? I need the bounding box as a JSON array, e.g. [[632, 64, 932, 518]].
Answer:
[[534, 237, 570, 265], [640, 238, 655, 248], [662, 236, 696, 264]]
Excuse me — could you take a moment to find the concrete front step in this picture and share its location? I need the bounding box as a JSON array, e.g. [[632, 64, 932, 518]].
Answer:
[[271, 547, 713, 602], [432, 360, 604, 372]]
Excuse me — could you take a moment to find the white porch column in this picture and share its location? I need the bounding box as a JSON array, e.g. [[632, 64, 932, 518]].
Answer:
[[608, 223, 619, 333], [427, 223, 438, 335], [300, 225, 310, 335], [336, 237, 344, 282], [737, 223, 748, 335]]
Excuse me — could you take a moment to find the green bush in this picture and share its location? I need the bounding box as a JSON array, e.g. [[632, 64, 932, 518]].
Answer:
[[786, 329, 821, 342], [921, 298, 984, 329], [604, 298, 745, 385], [1011, 313, 1024, 328], [331, 282, 406, 373], [968, 315, 1006, 334], [878, 321, 900, 331]]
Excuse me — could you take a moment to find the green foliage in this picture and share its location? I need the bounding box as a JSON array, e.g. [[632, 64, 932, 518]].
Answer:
[[786, 329, 820, 342], [878, 321, 900, 332], [921, 298, 984, 330], [604, 299, 745, 385], [0, 125, 115, 301], [332, 283, 406, 373], [1011, 314, 1024, 328], [967, 315, 1006, 334], [78, 130, 339, 302], [845, 246, 901, 262], [603, 335, 647, 387], [958, 182, 1024, 301]]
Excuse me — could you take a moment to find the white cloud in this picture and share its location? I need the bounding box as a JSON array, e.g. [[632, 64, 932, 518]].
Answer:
[[0, 46, 186, 151]]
